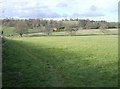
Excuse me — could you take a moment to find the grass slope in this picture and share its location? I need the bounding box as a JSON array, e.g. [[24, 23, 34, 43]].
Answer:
[[3, 35, 118, 87]]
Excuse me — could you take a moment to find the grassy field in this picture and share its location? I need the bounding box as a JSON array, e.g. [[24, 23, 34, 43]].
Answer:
[[3, 27, 16, 36], [3, 35, 118, 87], [3, 27, 118, 36], [3, 27, 39, 36]]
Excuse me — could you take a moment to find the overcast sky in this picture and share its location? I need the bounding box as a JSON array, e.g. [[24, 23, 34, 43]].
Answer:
[[0, 0, 119, 22]]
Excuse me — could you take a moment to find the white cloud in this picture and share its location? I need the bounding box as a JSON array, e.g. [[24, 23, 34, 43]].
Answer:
[[1, 0, 119, 22]]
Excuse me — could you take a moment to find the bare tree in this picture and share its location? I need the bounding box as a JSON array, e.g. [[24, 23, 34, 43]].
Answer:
[[78, 20, 87, 29], [14, 21, 28, 37], [44, 21, 53, 36], [65, 21, 79, 35], [99, 22, 109, 33]]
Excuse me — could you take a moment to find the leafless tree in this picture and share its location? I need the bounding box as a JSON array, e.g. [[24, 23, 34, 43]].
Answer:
[[78, 20, 87, 29], [44, 21, 53, 36], [99, 22, 109, 33], [14, 21, 28, 37], [65, 21, 79, 35]]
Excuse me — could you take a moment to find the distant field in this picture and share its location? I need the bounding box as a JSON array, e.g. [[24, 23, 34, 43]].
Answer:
[[3, 27, 118, 36], [3, 35, 118, 87], [3, 27, 39, 36], [3, 27, 16, 36]]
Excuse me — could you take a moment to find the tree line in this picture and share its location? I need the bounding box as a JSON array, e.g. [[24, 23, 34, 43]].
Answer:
[[1, 18, 118, 36]]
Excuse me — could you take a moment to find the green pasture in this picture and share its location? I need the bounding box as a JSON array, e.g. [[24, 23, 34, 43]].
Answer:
[[3, 35, 118, 87], [2, 27, 118, 36]]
